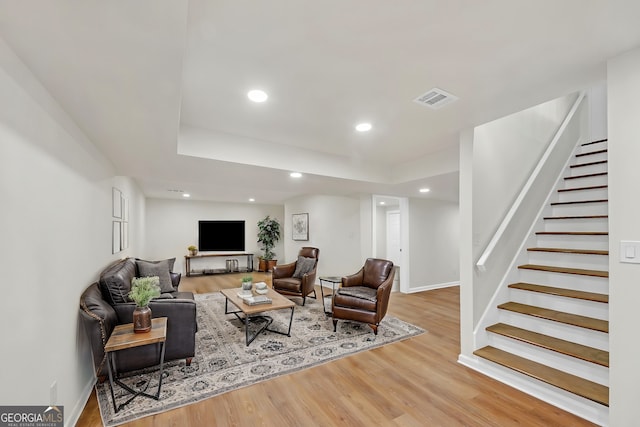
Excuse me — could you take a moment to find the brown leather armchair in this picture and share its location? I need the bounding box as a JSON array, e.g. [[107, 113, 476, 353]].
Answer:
[[332, 258, 395, 335], [272, 247, 320, 306]]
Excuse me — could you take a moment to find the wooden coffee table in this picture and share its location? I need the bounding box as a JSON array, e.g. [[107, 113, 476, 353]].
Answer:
[[221, 287, 295, 346]]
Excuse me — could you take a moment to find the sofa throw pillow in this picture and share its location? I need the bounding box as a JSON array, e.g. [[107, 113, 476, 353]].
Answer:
[[292, 256, 316, 278], [136, 258, 175, 293], [99, 258, 137, 305]]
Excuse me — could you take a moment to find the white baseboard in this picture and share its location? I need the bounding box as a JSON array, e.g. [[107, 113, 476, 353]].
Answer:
[[404, 281, 458, 294], [66, 376, 96, 427], [458, 354, 608, 426]]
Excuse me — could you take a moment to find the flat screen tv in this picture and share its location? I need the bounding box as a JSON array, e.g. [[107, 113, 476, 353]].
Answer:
[[198, 220, 245, 252]]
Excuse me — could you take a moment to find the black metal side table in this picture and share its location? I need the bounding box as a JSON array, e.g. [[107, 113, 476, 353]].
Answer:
[[104, 317, 167, 413], [319, 276, 342, 315]]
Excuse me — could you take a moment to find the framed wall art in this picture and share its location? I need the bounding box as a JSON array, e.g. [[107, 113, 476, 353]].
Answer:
[[112, 221, 121, 254], [292, 213, 309, 241], [112, 188, 122, 218]]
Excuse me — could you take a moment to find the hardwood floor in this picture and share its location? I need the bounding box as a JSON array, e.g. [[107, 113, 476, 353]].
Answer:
[[76, 273, 596, 426]]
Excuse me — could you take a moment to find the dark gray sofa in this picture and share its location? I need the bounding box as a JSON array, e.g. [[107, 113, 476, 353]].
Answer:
[[79, 257, 197, 378]]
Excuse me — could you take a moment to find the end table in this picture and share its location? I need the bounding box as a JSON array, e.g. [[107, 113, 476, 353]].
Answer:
[[319, 276, 342, 315], [104, 317, 167, 413]]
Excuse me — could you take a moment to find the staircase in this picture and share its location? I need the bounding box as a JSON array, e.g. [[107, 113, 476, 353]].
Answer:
[[474, 139, 610, 411]]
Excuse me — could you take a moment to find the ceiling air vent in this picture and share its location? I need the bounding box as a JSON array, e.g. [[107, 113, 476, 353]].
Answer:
[[413, 88, 458, 109]]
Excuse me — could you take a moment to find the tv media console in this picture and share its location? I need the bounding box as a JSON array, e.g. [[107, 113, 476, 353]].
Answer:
[[185, 253, 254, 277]]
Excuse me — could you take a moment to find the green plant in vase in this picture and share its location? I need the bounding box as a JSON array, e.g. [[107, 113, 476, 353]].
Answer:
[[129, 276, 161, 333], [257, 215, 281, 271], [241, 275, 253, 294]]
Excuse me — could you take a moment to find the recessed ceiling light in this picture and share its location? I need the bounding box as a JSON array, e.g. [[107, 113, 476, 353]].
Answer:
[[249, 198, 255, 202], [355, 122, 372, 132], [290, 172, 302, 178], [247, 89, 268, 103], [419, 188, 430, 193], [183, 193, 191, 198], [380, 201, 386, 205]]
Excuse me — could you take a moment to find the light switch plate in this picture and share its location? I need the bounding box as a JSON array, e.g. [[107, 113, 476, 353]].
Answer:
[[620, 241, 640, 264]]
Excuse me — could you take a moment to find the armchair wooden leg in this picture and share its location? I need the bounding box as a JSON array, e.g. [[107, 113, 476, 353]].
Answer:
[[185, 357, 193, 366], [332, 319, 338, 332], [302, 296, 306, 306], [369, 324, 378, 335]]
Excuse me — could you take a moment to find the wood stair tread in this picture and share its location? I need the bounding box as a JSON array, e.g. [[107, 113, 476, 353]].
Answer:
[[486, 323, 609, 366], [570, 160, 607, 168], [527, 247, 608, 256], [565, 172, 607, 180], [543, 215, 608, 220], [576, 149, 607, 158], [582, 138, 607, 146], [497, 301, 608, 332], [558, 185, 607, 192], [550, 199, 607, 206], [508, 282, 609, 303], [473, 346, 609, 406], [535, 231, 608, 236], [518, 264, 608, 278]]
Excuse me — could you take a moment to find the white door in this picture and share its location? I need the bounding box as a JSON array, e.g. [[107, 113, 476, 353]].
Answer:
[[386, 210, 401, 292], [386, 210, 401, 265]]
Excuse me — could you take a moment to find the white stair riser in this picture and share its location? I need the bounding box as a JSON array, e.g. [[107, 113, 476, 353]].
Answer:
[[575, 152, 608, 163], [499, 310, 609, 350], [509, 289, 608, 320], [527, 252, 609, 270], [551, 203, 608, 216], [568, 163, 607, 176], [556, 188, 608, 203], [487, 334, 609, 386], [517, 270, 608, 294], [536, 235, 608, 251], [543, 218, 608, 232], [577, 142, 607, 154], [563, 175, 608, 188]]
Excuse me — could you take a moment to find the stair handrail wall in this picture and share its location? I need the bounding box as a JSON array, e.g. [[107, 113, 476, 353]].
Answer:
[[476, 91, 587, 271], [472, 138, 583, 340]]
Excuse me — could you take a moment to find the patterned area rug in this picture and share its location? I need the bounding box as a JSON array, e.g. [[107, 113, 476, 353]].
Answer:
[[96, 292, 424, 426]]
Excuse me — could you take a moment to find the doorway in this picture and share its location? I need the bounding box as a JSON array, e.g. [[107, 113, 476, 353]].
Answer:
[[372, 195, 409, 293]]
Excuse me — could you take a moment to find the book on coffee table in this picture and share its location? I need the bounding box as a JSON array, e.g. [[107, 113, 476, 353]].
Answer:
[[243, 295, 272, 306]]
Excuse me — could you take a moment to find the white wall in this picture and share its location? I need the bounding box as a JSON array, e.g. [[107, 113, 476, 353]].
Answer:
[[145, 198, 284, 274], [284, 195, 362, 279], [472, 93, 578, 259], [408, 198, 459, 290], [469, 93, 584, 325], [0, 39, 145, 426], [588, 82, 608, 142], [607, 47, 640, 427], [459, 128, 475, 357]]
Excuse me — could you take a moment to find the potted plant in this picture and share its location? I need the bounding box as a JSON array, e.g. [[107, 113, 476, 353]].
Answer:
[[129, 276, 161, 333], [241, 274, 253, 296], [188, 245, 198, 256], [257, 215, 281, 272]]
